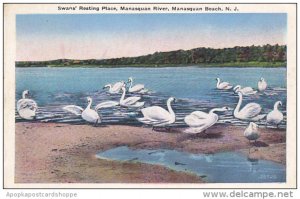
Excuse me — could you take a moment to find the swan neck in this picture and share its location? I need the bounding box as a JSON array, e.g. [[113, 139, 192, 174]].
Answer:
[[167, 100, 175, 118], [210, 108, 223, 114], [87, 100, 92, 109], [129, 81, 133, 88], [22, 92, 27, 99], [120, 89, 126, 102], [234, 85, 241, 91], [234, 94, 242, 114], [105, 84, 111, 89], [274, 102, 280, 110], [216, 79, 220, 86]]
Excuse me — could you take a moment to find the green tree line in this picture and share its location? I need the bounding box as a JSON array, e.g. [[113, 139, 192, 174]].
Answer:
[[16, 44, 286, 67]]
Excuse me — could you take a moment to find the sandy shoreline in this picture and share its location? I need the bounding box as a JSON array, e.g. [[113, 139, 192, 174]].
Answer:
[[15, 122, 285, 183]]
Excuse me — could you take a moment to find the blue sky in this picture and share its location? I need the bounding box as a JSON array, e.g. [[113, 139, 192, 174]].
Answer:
[[16, 13, 287, 61]]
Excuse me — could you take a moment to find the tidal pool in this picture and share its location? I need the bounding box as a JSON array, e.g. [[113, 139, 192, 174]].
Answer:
[[96, 146, 286, 183]]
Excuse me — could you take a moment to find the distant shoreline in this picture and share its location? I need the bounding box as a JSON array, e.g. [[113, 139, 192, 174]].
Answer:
[[15, 44, 287, 68], [16, 61, 286, 68]]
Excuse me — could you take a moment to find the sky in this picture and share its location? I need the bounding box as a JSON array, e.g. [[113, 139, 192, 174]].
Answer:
[[16, 14, 287, 61]]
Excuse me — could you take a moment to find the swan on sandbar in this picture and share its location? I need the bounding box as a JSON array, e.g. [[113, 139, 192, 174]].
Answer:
[[258, 78, 267, 92], [266, 101, 284, 128], [234, 92, 266, 121], [103, 81, 125, 94], [17, 90, 38, 120], [233, 85, 257, 95], [244, 122, 260, 143], [216, 78, 233, 90], [184, 107, 229, 134], [63, 97, 118, 126], [137, 97, 176, 128], [120, 85, 145, 108], [127, 77, 145, 93]]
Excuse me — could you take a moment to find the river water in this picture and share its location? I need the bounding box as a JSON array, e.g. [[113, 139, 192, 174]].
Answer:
[[16, 66, 286, 128]]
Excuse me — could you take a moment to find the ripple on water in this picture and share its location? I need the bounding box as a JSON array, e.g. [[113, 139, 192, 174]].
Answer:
[[15, 87, 287, 129]]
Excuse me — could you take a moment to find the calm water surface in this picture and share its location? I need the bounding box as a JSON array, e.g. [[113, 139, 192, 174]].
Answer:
[[16, 66, 286, 127], [97, 146, 286, 183]]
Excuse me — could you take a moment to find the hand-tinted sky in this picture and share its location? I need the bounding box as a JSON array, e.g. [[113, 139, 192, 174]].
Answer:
[[16, 14, 286, 61]]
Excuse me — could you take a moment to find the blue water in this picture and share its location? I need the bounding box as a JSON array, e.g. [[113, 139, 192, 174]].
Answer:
[[16, 66, 286, 127], [97, 146, 286, 183]]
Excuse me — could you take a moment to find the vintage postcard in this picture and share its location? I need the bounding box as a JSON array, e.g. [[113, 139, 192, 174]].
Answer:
[[3, 3, 296, 188]]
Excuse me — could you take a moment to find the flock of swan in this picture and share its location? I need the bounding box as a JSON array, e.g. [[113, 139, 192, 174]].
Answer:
[[17, 76, 284, 143]]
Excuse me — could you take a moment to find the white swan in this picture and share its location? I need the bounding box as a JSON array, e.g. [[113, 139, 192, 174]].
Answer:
[[103, 81, 125, 94], [233, 85, 257, 95], [120, 86, 145, 108], [17, 90, 38, 120], [244, 122, 260, 143], [128, 77, 145, 93], [234, 92, 266, 121], [258, 78, 267, 92], [184, 107, 229, 134], [137, 97, 176, 127], [63, 97, 118, 125], [216, 78, 233, 90], [266, 101, 284, 127]]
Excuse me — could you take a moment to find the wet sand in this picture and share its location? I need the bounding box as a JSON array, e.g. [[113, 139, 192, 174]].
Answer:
[[15, 122, 285, 183]]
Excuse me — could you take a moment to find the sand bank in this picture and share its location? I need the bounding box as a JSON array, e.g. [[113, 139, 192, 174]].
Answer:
[[15, 122, 285, 183]]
